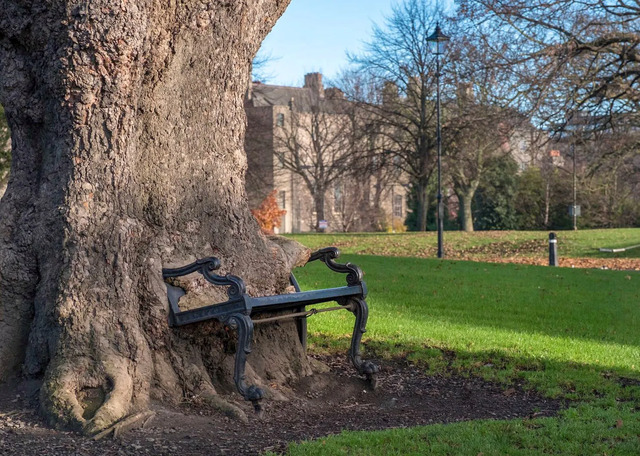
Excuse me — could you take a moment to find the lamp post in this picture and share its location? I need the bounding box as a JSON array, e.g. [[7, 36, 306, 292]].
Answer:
[[571, 142, 577, 231], [427, 23, 449, 259]]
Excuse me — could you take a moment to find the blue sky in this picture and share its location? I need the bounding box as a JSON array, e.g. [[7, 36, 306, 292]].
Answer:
[[257, 0, 398, 86]]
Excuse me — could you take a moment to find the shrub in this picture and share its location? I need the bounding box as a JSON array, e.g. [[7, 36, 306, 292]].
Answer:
[[251, 190, 286, 234]]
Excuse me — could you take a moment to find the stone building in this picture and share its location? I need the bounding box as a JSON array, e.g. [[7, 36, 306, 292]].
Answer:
[[244, 73, 408, 233]]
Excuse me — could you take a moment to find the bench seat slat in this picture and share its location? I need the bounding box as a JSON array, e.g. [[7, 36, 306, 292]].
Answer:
[[171, 299, 247, 326], [249, 285, 364, 313]]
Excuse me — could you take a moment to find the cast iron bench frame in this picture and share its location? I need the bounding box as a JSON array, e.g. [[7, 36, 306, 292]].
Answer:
[[162, 247, 379, 411]]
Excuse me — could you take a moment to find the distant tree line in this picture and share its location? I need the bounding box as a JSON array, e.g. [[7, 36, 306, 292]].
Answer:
[[455, 0, 640, 230], [336, 0, 640, 231]]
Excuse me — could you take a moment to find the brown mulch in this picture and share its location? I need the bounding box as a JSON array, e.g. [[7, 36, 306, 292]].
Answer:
[[0, 355, 562, 456]]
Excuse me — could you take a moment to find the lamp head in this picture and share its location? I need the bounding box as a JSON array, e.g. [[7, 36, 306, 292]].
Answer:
[[426, 23, 450, 55]]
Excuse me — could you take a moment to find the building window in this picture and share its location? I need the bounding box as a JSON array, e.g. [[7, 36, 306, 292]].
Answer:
[[276, 113, 285, 127], [393, 195, 403, 218], [279, 190, 286, 209]]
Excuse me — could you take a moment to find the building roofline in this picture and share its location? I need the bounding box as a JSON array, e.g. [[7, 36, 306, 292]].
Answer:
[[251, 82, 309, 91]]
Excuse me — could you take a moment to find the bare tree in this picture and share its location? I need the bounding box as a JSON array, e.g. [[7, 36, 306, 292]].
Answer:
[[446, 107, 516, 231], [443, 35, 524, 231], [459, 0, 640, 130], [348, 0, 442, 231], [332, 177, 365, 231], [457, 1, 640, 228], [274, 93, 363, 231], [0, 0, 319, 435], [579, 123, 640, 227], [335, 71, 408, 231], [251, 49, 279, 83]]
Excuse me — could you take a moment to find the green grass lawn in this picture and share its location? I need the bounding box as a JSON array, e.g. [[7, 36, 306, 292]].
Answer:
[[285, 228, 640, 260], [272, 253, 640, 455]]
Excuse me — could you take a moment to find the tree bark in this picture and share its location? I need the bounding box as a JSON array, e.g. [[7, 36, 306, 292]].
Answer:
[[314, 190, 326, 232], [415, 181, 428, 232], [456, 182, 479, 233], [544, 180, 551, 228], [458, 192, 474, 232], [0, 0, 308, 434]]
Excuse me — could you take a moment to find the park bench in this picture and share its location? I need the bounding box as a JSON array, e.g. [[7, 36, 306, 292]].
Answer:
[[162, 247, 379, 412]]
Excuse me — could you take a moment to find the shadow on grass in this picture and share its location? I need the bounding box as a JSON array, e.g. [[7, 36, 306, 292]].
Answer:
[[309, 334, 640, 404], [294, 335, 640, 455]]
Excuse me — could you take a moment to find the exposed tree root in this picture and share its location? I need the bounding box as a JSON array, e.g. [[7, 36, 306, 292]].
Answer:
[[40, 355, 145, 435], [82, 358, 136, 436], [200, 391, 248, 424], [93, 411, 156, 440]]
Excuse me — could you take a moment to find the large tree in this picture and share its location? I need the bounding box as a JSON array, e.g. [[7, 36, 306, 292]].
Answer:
[[0, 0, 313, 435]]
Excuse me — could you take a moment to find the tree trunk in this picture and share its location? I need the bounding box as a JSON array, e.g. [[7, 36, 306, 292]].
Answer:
[[0, 0, 308, 435], [314, 190, 326, 232], [456, 182, 479, 233], [415, 181, 428, 232], [544, 180, 551, 228], [458, 192, 475, 232]]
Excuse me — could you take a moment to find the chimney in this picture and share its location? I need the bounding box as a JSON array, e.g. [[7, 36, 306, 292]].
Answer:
[[382, 81, 399, 106], [325, 87, 344, 100], [304, 72, 324, 98], [406, 75, 421, 99], [457, 82, 474, 103]]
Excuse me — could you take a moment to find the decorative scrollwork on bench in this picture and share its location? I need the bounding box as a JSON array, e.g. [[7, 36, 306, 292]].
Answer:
[[307, 247, 363, 286], [162, 256, 246, 299]]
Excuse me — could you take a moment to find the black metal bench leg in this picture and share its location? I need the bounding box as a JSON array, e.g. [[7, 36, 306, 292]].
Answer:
[[290, 274, 307, 352], [223, 313, 264, 413], [296, 306, 308, 352], [348, 297, 380, 389]]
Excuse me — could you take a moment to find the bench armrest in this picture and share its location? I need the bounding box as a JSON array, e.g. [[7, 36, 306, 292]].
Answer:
[[306, 247, 363, 286], [162, 257, 246, 299]]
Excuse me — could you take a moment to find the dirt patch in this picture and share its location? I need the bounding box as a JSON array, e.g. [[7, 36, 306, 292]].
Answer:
[[0, 355, 562, 455]]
